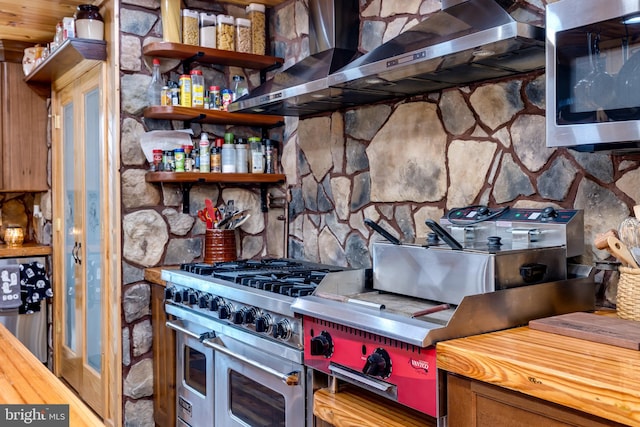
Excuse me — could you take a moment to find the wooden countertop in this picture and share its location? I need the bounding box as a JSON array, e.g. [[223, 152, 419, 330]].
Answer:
[[144, 266, 179, 287], [0, 323, 103, 426], [0, 243, 51, 258], [437, 316, 640, 426]]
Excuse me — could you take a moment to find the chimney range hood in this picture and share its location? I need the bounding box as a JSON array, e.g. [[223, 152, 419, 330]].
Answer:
[[231, 0, 546, 117]]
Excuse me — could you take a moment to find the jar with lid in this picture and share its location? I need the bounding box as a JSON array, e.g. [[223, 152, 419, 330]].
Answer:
[[264, 139, 278, 173], [200, 12, 216, 48], [232, 75, 249, 101], [209, 86, 221, 110], [216, 15, 235, 51], [160, 0, 181, 43], [249, 137, 264, 173], [246, 3, 266, 55], [221, 134, 236, 173], [182, 9, 199, 45], [174, 147, 185, 172], [183, 144, 193, 171], [235, 138, 249, 173], [199, 133, 211, 172], [221, 88, 233, 111], [190, 70, 205, 108], [211, 138, 223, 172], [75, 4, 104, 40], [179, 74, 192, 107], [235, 18, 252, 53]]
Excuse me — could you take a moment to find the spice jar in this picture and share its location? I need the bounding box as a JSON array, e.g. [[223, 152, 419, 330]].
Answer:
[[209, 85, 221, 110], [200, 12, 216, 48], [75, 4, 104, 40], [179, 74, 192, 107], [264, 139, 278, 173], [249, 137, 264, 173], [174, 147, 185, 172], [182, 9, 200, 46], [247, 3, 266, 55], [152, 149, 163, 171], [235, 137, 249, 173], [190, 69, 205, 108], [216, 15, 235, 51], [235, 18, 252, 53]]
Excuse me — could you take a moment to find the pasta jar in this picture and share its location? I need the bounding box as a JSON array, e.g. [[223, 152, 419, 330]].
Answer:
[[200, 12, 216, 48], [235, 18, 252, 54], [190, 69, 205, 108], [216, 15, 235, 51], [246, 3, 266, 55], [182, 9, 199, 45]]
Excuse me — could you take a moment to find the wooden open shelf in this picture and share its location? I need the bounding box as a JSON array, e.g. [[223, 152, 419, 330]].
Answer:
[[146, 171, 285, 184], [24, 38, 107, 84], [143, 105, 283, 127], [143, 41, 284, 71]]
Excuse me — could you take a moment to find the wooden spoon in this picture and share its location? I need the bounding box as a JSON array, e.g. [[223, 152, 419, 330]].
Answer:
[[607, 235, 640, 269]]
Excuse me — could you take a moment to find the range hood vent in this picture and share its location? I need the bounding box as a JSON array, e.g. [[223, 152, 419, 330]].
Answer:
[[232, 0, 545, 117]]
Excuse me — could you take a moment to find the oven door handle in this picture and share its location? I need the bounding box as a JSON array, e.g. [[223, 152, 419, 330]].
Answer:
[[201, 337, 300, 386], [329, 364, 393, 393], [166, 320, 207, 341]]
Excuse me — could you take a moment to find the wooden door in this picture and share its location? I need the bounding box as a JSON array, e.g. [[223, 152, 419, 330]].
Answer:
[[52, 64, 105, 418]]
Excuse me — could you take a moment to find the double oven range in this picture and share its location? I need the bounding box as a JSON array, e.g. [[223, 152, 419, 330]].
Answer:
[[162, 259, 344, 427]]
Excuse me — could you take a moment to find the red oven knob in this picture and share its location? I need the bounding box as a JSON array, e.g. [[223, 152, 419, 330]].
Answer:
[[363, 348, 392, 379], [309, 331, 333, 357]]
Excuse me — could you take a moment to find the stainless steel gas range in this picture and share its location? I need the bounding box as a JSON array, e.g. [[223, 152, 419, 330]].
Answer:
[[162, 259, 346, 427]]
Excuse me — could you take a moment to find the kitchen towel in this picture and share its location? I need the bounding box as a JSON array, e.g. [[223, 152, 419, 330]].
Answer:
[[19, 261, 52, 314], [0, 264, 22, 310]]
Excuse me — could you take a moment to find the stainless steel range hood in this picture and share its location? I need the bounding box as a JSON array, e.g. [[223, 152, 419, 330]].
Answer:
[[227, 0, 360, 116], [232, 0, 545, 117]]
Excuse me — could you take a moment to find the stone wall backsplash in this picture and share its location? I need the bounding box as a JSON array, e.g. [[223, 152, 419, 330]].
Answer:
[[119, 0, 635, 424]]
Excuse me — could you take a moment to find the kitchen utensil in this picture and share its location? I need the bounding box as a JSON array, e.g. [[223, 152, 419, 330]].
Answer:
[[618, 216, 640, 248], [425, 219, 463, 250], [364, 218, 400, 245], [229, 213, 251, 230], [607, 235, 639, 268]]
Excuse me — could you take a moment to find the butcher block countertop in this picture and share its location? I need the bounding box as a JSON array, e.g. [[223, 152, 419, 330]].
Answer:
[[144, 265, 178, 286], [0, 323, 103, 426], [437, 312, 640, 427]]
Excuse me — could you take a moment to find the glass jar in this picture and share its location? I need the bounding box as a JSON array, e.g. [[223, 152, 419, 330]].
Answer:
[[4, 226, 24, 247], [246, 3, 266, 55], [216, 15, 235, 51], [200, 12, 216, 48], [232, 75, 249, 101], [75, 4, 104, 40], [235, 18, 252, 54], [249, 137, 264, 173], [182, 9, 200, 46], [190, 69, 205, 108], [235, 137, 249, 173]]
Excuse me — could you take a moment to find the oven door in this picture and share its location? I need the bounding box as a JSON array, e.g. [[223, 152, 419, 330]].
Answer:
[[203, 335, 306, 427], [168, 320, 215, 427]]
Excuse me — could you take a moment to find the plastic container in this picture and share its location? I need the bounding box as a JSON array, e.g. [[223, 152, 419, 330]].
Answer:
[[235, 18, 252, 53], [174, 147, 185, 172], [199, 133, 211, 172], [160, 0, 181, 42], [235, 137, 249, 173], [200, 12, 216, 48], [211, 138, 223, 172], [221, 88, 233, 111], [191, 69, 205, 108], [247, 3, 266, 55], [182, 9, 200, 45], [209, 85, 221, 110], [249, 137, 264, 173], [183, 145, 193, 171], [221, 138, 236, 173], [264, 139, 277, 173], [179, 74, 191, 107], [232, 75, 249, 101], [216, 15, 235, 51]]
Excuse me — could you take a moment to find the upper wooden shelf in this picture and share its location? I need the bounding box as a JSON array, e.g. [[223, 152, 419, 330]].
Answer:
[[143, 105, 284, 127], [143, 42, 284, 71], [24, 38, 107, 84], [146, 172, 286, 184], [0, 243, 52, 258]]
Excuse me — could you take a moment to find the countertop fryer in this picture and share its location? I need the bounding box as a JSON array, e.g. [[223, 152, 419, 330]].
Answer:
[[291, 207, 595, 420]]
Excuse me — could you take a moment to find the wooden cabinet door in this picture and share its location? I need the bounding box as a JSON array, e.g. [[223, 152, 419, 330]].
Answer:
[[0, 61, 47, 192], [152, 283, 176, 427]]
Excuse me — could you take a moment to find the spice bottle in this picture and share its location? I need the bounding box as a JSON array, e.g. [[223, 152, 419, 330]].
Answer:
[[247, 3, 266, 55], [209, 85, 221, 110], [174, 147, 185, 172], [199, 12, 216, 48], [211, 138, 223, 172], [199, 133, 211, 172], [221, 133, 236, 173], [179, 74, 192, 107], [216, 15, 235, 51], [249, 137, 264, 173], [190, 69, 205, 108], [182, 9, 199, 45], [235, 18, 252, 53], [221, 88, 234, 111], [264, 139, 278, 173], [147, 58, 164, 106], [183, 144, 193, 171], [235, 137, 249, 173]]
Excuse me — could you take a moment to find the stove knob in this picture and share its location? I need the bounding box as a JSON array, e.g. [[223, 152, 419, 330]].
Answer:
[[181, 289, 189, 302], [218, 304, 232, 320], [363, 348, 392, 379], [208, 296, 222, 311], [188, 291, 198, 305], [233, 309, 246, 324], [255, 314, 272, 333], [542, 206, 558, 219], [272, 319, 292, 340], [164, 287, 174, 300], [173, 291, 183, 303], [243, 308, 257, 324], [310, 331, 333, 357], [198, 294, 210, 309]]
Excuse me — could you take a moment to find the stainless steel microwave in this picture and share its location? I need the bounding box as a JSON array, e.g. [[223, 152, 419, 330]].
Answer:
[[546, 0, 640, 152]]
